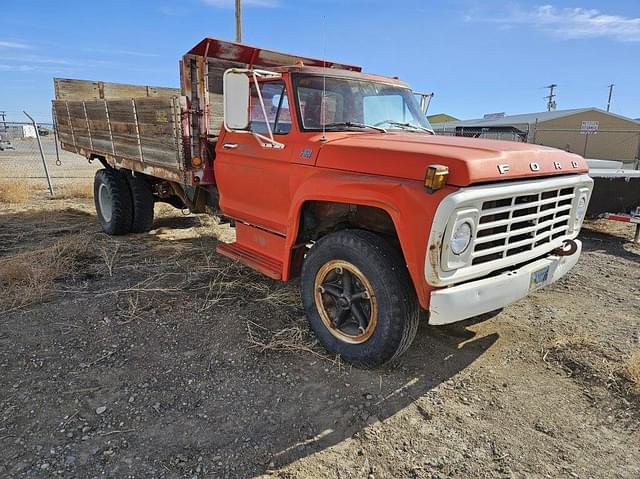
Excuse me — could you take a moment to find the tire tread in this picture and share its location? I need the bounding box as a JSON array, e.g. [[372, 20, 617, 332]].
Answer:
[[94, 168, 133, 235], [301, 229, 420, 368]]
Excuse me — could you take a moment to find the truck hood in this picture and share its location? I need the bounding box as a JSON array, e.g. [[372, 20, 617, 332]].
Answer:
[[315, 133, 589, 186]]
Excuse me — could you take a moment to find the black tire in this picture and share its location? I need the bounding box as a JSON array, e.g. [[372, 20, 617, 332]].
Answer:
[[94, 168, 133, 235], [125, 173, 154, 233], [301, 229, 420, 368]]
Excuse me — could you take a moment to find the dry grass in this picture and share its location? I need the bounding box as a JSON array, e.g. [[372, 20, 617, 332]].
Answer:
[[247, 320, 341, 365], [247, 320, 317, 354], [54, 182, 93, 200], [0, 233, 95, 312], [622, 352, 640, 392], [0, 180, 30, 203], [548, 333, 596, 351], [546, 333, 640, 400], [154, 202, 176, 217]]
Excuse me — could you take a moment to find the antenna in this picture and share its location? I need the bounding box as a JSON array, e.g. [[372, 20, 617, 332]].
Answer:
[[606, 83, 615, 112], [544, 84, 557, 111], [320, 15, 327, 142]]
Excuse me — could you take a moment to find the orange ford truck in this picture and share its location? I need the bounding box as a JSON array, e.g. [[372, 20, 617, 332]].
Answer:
[[53, 38, 593, 367]]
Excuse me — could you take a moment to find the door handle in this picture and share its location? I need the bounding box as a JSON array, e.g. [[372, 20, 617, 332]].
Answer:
[[223, 143, 239, 150]]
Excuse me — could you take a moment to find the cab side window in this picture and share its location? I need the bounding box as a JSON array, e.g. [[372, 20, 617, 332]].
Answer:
[[249, 80, 291, 135]]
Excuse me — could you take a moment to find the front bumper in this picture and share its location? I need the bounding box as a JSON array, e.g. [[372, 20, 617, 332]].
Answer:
[[428, 240, 582, 325]]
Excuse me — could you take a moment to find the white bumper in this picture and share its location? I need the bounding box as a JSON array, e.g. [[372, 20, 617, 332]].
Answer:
[[428, 240, 582, 325]]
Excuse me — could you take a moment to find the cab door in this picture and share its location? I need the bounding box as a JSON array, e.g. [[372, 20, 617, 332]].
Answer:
[[215, 79, 294, 234]]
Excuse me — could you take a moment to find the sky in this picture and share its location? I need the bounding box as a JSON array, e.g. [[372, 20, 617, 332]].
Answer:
[[1, 0, 639, 123]]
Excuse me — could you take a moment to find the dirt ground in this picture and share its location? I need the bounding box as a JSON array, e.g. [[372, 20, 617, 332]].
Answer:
[[0, 185, 639, 479]]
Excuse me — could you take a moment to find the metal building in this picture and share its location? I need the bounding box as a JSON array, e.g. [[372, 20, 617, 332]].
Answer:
[[433, 108, 640, 166]]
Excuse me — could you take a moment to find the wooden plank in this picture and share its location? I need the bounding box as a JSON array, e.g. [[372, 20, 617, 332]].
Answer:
[[67, 102, 91, 149], [54, 95, 184, 173], [55, 78, 179, 101], [134, 97, 182, 168], [105, 99, 141, 161], [55, 79, 100, 100], [102, 82, 180, 100], [52, 101, 75, 147], [84, 100, 113, 153]]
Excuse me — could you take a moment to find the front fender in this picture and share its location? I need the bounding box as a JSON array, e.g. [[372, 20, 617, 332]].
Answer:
[[284, 167, 457, 309]]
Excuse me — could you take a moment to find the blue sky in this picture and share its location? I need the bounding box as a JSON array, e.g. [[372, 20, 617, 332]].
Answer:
[[1, 0, 639, 123]]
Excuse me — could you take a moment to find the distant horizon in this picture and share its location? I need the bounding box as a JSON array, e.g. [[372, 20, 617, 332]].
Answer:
[[1, 0, 638, 123]]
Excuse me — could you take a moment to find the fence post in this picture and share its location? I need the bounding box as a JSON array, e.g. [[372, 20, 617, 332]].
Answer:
[[23, 111, 54, 196]]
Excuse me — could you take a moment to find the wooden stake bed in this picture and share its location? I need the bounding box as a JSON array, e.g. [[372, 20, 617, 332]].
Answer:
[[52, 78, 187, 183]]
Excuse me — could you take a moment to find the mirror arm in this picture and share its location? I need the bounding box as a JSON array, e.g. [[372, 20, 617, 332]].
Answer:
[[252, 132, 284, 149], [250, 72, 277, 143], [223, 68, 284, 149]]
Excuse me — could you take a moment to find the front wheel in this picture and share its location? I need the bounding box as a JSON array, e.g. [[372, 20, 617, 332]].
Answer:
[[300, 229, 420, 368]]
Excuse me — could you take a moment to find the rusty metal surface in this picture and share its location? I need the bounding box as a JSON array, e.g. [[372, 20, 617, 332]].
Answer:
[[186, 38, 361, 72]]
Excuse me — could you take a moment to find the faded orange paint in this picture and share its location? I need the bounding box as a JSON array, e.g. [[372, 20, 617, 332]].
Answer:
[[214, 70, 588, 309]]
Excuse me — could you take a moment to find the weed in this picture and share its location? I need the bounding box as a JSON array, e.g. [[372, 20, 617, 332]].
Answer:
[[0, 180, 30, 203], [54, 182, 93, 200], [0, 233, 94, 312]]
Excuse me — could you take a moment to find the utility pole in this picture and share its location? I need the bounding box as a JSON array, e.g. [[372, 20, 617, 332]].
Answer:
[[544, 84, 557, 111], [606, 83, 615, 112], [235, 0, 242, 43]]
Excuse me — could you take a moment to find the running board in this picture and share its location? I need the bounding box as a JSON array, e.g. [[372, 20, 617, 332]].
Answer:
[[216, 223, 286, 280]]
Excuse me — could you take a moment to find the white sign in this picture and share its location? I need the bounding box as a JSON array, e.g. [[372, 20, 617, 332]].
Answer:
[[22, 125, 36, 138], [484, 112, 506, 120], [580, 120, 599, 135]]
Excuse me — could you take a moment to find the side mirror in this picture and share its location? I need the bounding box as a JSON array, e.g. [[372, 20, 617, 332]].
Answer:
[[223, 70, 250, 130]]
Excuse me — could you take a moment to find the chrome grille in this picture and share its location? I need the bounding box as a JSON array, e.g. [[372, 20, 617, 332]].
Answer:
[[472, 186, 575, 266]]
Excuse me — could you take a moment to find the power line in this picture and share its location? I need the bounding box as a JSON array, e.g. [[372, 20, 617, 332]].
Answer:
[[235, 0, 242, 43], [607, 83, 615, 112], [544, 84, 557, 111]]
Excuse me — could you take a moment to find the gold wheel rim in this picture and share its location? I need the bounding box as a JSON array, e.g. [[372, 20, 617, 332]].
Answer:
[[313, 259, 377, 344]]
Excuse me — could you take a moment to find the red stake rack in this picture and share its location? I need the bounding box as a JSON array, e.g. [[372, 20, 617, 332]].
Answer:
[[605, 207, 640, 244]]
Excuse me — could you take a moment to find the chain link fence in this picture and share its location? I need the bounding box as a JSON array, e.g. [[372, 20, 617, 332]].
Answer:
[[0, 119, 100, 192]]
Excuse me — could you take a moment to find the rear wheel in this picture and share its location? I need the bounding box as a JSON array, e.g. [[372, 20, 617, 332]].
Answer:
[[125, 173, 154, 233], [301, 229, 420, 368], [94, 169, 133, 235]]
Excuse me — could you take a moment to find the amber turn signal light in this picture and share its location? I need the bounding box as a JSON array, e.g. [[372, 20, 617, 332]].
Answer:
[[425, 165, 449, 193], [191, 156, 203, 168]]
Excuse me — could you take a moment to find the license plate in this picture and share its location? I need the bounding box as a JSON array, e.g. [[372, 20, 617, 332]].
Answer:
[[529, 265, 550, 291]]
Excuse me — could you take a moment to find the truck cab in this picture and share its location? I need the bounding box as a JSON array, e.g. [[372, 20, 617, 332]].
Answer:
[[54, 38, 593, 367]]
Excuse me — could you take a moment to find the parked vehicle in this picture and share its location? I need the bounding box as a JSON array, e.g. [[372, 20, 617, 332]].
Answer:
[[53, 38, 593, 367], [0, 140, 15, 151]]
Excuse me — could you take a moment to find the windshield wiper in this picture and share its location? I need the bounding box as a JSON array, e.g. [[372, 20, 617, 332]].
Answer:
[[376, 120, 432, 133], [323, 121, 387, 133]]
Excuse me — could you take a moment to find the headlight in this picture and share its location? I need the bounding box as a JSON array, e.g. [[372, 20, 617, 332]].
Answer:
[[450, 221, 472, 255]]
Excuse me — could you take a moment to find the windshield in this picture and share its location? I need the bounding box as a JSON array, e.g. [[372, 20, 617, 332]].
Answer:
[[292, 74, 432, 133]]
